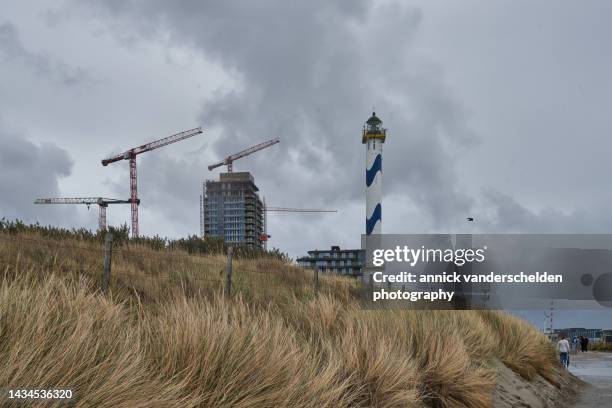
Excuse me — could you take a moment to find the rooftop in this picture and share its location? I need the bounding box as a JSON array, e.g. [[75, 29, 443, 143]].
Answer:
[[220, 172, 255, 183], [303, 246, 365, 255], [366, 112, 382, 125]]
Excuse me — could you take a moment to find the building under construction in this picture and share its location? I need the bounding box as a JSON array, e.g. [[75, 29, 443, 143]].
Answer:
[[201, 172, 264, 247]]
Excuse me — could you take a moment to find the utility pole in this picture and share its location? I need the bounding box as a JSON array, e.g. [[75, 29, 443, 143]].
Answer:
[[545, 300, 555, 335]]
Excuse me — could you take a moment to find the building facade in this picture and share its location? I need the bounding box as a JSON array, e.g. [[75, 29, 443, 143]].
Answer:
[[201, 172, 264, 247], [297, 246, 365, 277], [554, 328, 603, 342]]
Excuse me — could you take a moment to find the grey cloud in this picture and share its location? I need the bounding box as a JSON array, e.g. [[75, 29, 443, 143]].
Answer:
[[0, 21, 96, 87], [76, 0, 477, 233], [133, 152, 206, 231], [478, 188, 612, 234], [0, 121, 76, 224]]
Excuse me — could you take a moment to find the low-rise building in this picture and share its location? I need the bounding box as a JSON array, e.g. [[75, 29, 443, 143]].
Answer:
[[554, 328, 603, 342], [297, 246, 365, 277]]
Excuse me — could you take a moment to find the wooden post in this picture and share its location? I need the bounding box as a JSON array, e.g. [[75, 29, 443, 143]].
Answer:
[[314, 266, 319, 294], [367, 273, 374, 304], [102, 232, 113, 293], [224, 246, 233, 298]]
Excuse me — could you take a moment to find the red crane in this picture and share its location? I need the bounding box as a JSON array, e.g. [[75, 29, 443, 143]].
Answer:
[[101, 127, 203, 237], [34, 197, 134, 231], [261, 198, 337, 249], [208, 137, 280, 172]]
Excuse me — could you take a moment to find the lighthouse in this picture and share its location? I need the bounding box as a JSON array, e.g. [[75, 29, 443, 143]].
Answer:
[[363, 112, 386, 235]]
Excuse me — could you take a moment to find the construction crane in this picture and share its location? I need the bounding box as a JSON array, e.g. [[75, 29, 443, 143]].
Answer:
[[34, 197, 134, 231], [261, 198, 337, 249], [208, 137, 280, 172], [265, 207, 338, 212], [101, 127, 203, 237]]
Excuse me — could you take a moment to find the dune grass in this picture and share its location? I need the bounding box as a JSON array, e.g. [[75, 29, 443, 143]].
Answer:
[[0, 231, 565, 407], [590, 343, 612, 352]]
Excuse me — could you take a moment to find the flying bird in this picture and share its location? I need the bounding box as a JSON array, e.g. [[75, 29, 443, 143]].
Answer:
[[466, 217, 474, 221]]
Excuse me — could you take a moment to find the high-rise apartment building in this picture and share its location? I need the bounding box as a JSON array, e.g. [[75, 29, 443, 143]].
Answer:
[[201, 172, 264, 247]]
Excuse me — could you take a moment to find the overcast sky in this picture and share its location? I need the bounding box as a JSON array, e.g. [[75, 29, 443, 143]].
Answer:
[[2, 1, 611, 327]]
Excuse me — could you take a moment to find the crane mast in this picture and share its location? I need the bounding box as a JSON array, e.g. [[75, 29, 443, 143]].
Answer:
[[34, 197, 133, 231], [101, 127, 203, 237], [208, 137, 280, 172]]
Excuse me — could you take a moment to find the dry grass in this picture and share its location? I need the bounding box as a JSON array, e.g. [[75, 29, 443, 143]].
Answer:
[[479, 311, 560, 385], [0, 274, 185, 407], [0, 232, 565, 407], [590, 343, 612, 352]]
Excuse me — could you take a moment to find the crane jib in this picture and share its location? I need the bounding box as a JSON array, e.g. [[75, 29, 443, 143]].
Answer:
[[207, 137, 280, 172], [101, 127, 203, 166]]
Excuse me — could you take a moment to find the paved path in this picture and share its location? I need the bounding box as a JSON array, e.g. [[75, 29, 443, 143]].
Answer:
[[570, 352, 612, 407]]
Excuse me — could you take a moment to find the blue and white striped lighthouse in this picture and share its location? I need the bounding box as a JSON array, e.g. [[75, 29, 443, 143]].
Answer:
[[363, 112, 386, 235]]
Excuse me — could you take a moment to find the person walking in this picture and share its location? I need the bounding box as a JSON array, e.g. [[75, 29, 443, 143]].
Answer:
[[558, 335, 570, 368], [572, 336, 578, 354], [580, 336, 589, 352]]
